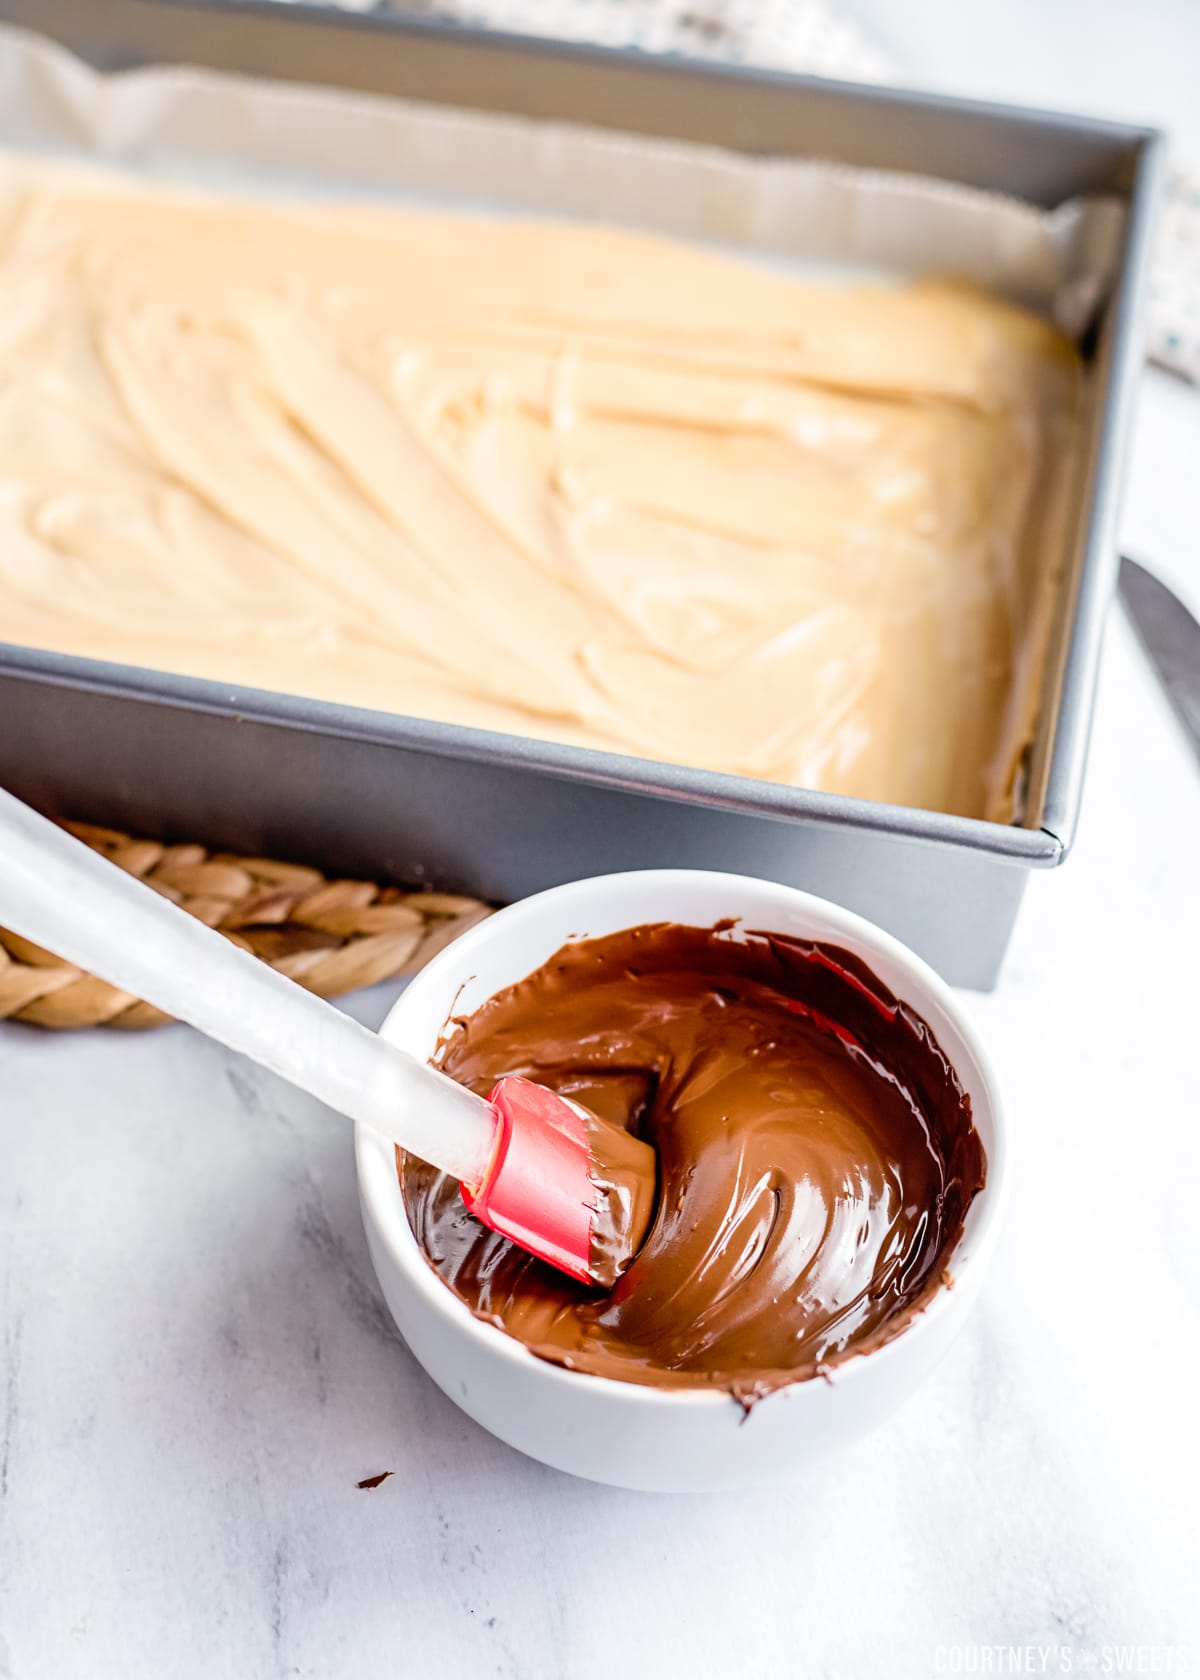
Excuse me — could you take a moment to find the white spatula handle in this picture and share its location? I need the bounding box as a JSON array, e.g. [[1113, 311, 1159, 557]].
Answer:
[[0, 787, 494, 1185]]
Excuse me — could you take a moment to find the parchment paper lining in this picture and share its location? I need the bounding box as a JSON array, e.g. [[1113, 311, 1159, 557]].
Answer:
[[0, 22, 1123, 340]]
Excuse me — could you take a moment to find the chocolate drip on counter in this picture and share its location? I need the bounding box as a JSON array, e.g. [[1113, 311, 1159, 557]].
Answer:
[[400, 923, 986, 1403]]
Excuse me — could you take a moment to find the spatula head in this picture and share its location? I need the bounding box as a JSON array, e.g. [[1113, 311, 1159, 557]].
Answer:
[[460, 1076, 657, 1287]]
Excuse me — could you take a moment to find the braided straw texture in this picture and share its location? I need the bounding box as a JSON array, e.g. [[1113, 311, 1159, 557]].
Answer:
[[0, 823, 492, 1030]]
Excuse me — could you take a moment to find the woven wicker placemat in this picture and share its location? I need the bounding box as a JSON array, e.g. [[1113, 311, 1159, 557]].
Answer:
[[0, 822, 491, 1030]]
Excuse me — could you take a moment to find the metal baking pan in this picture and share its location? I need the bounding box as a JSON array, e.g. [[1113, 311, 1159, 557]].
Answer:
[[0, 0, 1163, 987]]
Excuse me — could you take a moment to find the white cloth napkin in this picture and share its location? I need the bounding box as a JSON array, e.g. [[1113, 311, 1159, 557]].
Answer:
[[398, 0, 892, 80], [1148, 173, 1200, 382]]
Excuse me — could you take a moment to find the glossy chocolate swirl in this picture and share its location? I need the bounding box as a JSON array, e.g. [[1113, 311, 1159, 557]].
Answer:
[[400, 922, 986, 1402]]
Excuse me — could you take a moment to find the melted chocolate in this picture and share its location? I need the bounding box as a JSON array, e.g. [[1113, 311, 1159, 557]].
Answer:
[[581, 1107, 659, 1288], [400, 922, 986, 1401]]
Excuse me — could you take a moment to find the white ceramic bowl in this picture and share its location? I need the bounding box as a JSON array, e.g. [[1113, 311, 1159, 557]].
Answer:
[[356, 870, 1006, 1492]]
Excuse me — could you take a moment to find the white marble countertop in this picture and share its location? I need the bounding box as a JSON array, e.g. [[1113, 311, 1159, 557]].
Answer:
[[3, 5, 1199, 1676]]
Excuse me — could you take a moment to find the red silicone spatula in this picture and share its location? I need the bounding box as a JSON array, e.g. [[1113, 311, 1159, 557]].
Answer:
[[0, 786, 655, 1286]]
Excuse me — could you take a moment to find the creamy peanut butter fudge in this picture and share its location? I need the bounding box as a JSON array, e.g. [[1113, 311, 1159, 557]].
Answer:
[[0, 157, 1078, 819]]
